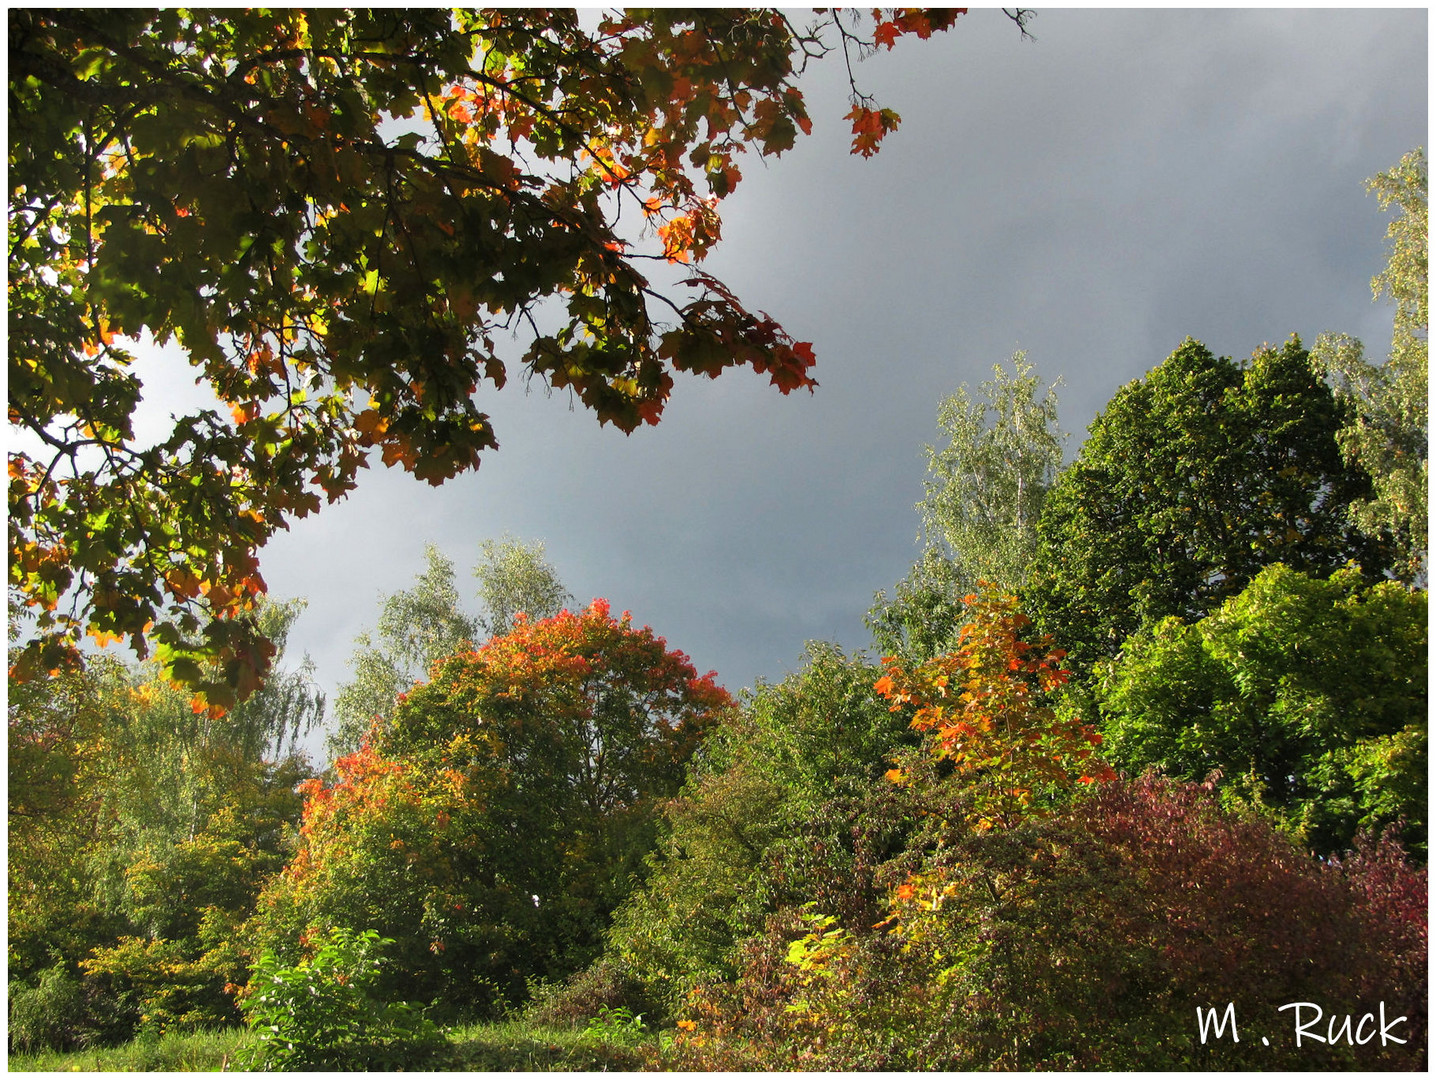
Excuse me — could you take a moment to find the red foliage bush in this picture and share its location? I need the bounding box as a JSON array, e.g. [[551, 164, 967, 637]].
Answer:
[[673, 774, 1427, 1070]]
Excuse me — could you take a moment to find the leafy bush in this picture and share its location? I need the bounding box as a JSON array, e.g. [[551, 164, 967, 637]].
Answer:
[[1097, 564, 1427, 855], [8, 962, 89, 1054], [582, 1004, 649, 1046], [661, 598, 1425, 1070], [238, 927, 442, 1070], [894, 774, 1425, 1070], [523, 954, 659, 1030], [605, 641, 916, 1015], [673, 775, 1427, 1071]]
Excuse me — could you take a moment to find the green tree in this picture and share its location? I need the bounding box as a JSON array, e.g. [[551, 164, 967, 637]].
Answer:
[[1313, 148, 1428, 583], [1026, 335, 1388, 672], [8, 654, 130, 995], [473, 535, 572, 638], [8, 598, 321, 1047], [327, 536, 572, 758], [8, 7, 970, 706], [87, 600, 321, 867], [867, 547, 971, 663], [606, 641, 917, 1015], [1095, 564, 1427, 856], [920, 353, 1065, 591], [80, 602, 319, 1041], [869, 354, 1065, 661], [328, 544, 478, 759]]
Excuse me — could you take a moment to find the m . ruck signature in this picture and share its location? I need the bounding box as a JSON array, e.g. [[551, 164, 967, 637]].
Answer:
[[1197, 1002, 1408, 1049]]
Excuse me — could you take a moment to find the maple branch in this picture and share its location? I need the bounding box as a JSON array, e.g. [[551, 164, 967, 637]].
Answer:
[[1003, 10, 1037, 40], [783, 12, 832, 73]]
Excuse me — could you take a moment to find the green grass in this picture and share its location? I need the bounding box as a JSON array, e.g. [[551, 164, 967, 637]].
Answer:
[[8, 1019, 667, 1072], [430, 1018, 663, 1070], [7, 1028, 255, 1072]]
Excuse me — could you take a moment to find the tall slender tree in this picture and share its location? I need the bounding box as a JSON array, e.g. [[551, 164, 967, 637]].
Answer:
[[473, 535, 572, 638], [870, 354, 1065, 660], [1312, 148, 1428, 584], [327, 544, 478, 759]]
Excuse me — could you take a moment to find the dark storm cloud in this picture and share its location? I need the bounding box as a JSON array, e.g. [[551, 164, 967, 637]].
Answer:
[[254, 8, 1426, 756]]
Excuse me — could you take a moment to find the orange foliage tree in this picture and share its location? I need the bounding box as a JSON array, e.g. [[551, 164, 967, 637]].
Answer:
[[252, 599, 731, 1013], [875, 590, 1114, 830]]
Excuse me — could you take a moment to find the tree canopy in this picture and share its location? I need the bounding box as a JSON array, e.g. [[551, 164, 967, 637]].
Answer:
[[472, 534, 572, 638], [1096, 564, 1427, 856], [1025, 335, 1388, 672], [8, 7, 966, 706], [255, 599, 732, 1006]]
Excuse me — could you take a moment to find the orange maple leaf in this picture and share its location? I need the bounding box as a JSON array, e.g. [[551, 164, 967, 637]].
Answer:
[[874, 20, 901, 49]]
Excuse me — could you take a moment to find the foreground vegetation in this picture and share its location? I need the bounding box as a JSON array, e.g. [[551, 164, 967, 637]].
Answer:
[[8, 1029, 254, 1073], [9, 1018, 669, 1072]]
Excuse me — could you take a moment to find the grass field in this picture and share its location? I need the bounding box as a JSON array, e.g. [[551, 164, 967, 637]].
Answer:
[[8, 1018, 667, 1072]]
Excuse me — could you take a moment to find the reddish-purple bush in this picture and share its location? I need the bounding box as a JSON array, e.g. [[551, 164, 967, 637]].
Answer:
[[673, 774, 1427, 1070]]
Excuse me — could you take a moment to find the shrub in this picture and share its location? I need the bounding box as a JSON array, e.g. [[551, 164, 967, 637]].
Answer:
[[673, 774, 1428, 1071], [77, 906, 250, 1041], [8, 962, 89, 1054], [523, 954, 659, 1030], [582, 1004, 649, 1046], [606, 642, 916, 1015], [238, 927, 442, 1070]]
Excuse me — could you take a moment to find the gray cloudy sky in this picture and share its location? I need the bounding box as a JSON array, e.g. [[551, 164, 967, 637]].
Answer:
[[169, 8, 1426, 759]]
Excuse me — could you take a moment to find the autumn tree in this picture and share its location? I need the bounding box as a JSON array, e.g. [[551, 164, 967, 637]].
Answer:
[[600, 595, 1107, 1027], [1312, 147, 1428, 583], [1026, 335, 1389, 673], [875, 590, 1113, 830], [9, 7, 974, 707], [254, 600, 732, 1011]]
